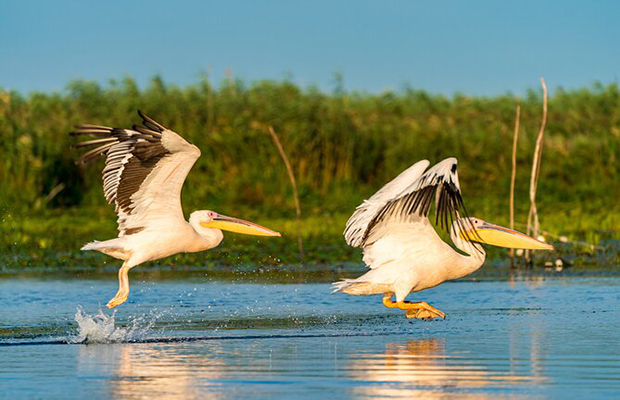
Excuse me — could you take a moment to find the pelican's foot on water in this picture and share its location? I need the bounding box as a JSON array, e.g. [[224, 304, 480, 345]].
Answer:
[[106, 292, 128, 309], [405, 303, 446, 320], [382, 296, 445, 320]]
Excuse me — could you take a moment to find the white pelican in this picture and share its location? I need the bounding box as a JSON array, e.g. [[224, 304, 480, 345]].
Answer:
[[334, 158, 553, 320], [71, 111, 281, 308]]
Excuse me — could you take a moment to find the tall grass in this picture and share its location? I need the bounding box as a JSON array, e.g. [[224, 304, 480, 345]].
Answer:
[[1, 77, 618, 242]]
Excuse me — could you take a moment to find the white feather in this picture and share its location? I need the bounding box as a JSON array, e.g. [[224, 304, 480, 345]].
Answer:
[[344, 159, 430, 247], [335, 157, 486, 303]]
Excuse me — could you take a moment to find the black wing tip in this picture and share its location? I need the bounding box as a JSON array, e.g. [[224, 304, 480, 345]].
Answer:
[[73, 124, 112, 130], [138, 109, 166, 132], [69, 128, 95, 136], [70, 125, 114, 137]]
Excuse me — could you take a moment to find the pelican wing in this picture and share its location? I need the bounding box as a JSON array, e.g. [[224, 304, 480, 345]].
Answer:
[[344, 160, 430, 247], [352, 157, 475, 247], [71, 111, 201, 236]]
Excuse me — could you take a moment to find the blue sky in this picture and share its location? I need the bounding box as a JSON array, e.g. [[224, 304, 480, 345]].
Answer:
[[1, 0, 618, 96]]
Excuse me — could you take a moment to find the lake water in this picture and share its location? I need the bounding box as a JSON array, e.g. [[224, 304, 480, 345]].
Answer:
[[2, 272, 620, 399]]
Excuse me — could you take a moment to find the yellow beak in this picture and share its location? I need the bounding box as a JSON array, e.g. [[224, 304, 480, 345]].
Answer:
[[469, 223, 554, 250], [200, 214, 281, 237]]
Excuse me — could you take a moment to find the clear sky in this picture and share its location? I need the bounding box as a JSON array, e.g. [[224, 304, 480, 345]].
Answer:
[[1, 0, 618, 96]]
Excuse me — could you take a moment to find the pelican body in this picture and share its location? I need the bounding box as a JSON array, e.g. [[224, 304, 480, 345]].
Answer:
[[72, 111, 280, 308], [334, 158, 553, 320]]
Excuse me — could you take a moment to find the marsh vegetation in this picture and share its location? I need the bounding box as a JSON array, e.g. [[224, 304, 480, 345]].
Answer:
[[1, 77, 618, 268]]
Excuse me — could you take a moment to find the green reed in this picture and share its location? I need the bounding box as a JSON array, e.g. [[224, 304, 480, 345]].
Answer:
[[0, 77, 618, 267]]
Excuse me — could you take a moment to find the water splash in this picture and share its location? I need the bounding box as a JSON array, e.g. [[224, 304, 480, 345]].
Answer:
[[69, 306, 160, 344]]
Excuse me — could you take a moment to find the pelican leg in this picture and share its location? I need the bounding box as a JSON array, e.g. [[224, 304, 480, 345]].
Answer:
[[107, 263, 131, 309], [382, 294, 399, 308], [382, 294, 445, 320]]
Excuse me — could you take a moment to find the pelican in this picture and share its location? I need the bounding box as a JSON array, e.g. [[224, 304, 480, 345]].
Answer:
[[71, 111, 281, 309], [334, 158, 553, 320]]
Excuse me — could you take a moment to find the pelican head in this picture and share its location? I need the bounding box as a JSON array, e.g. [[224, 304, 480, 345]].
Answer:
[[191, 210, 281, 237], [457, 217, 553, 250]]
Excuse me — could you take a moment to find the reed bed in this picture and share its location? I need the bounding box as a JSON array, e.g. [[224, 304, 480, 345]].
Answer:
[[0, 77, 618, 264]]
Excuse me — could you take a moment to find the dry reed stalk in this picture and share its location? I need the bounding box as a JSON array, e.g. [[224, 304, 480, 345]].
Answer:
[[525, 78, 548, 266], [225, 68, 235, 93], [509, 105, 520, 268], [268, 126, 304, 261], [206, 65, 214, 132], [35, 183, 66, 209]]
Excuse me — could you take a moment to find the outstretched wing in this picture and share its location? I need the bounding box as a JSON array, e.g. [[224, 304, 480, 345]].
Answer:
[[348, 157, 475, 247], [71, 111, 201, 236], [344, 159, 430, 247]]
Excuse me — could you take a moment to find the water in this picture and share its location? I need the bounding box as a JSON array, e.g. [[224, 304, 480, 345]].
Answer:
[[2, 273, 620, 398]]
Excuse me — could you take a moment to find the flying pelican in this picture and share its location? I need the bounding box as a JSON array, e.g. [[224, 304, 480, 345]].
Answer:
[[334, 158, 553, 320], [71, 111, 281, 309]]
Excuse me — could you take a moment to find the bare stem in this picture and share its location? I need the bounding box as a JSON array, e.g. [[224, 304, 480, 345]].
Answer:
[[509, 105, 520, 268], [268, 126, 304, 261], [206, 64, 214, 133], [525, 77, 548, 266]]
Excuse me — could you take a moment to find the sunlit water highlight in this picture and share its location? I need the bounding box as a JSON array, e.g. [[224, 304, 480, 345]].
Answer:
[[2, 274, 620, 398]]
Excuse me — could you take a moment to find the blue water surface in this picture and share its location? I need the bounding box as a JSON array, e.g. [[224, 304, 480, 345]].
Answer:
[[1, 274, 619, 399]]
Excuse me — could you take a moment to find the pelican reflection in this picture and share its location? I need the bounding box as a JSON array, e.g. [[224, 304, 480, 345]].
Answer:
[[78, 343, 225, 399], [348, 338, 545, 399]]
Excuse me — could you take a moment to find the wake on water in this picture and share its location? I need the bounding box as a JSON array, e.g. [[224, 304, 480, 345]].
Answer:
[[69, 306, 161, 344]]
